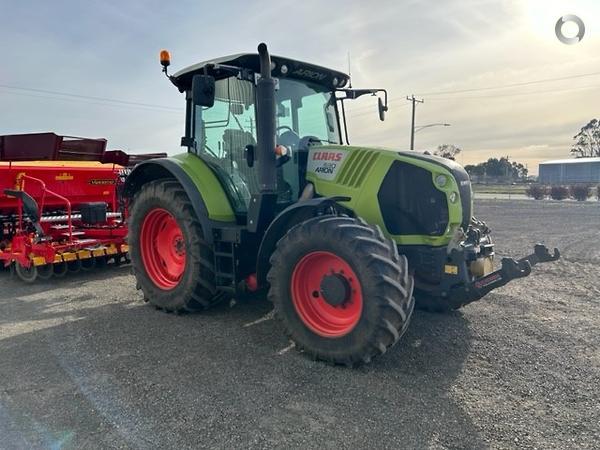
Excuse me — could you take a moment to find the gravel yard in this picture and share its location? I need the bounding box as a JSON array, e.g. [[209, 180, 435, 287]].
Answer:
[[0, 199, 598, 449]]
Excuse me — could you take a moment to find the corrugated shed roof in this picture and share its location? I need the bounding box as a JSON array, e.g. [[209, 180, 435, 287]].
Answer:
[[539, 157, 600, 165]]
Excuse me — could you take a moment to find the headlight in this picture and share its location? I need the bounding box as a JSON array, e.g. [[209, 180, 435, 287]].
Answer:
[[435, 174, 448, 187]]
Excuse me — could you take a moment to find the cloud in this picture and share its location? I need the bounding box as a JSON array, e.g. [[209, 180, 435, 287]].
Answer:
[[1, 0, 599, 171]]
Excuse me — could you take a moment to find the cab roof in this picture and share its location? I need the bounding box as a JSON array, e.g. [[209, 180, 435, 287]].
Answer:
[[172, 53, 350, 92]]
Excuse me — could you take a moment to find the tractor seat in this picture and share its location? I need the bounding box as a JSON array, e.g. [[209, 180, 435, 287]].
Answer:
[[222, 129, 259, 195]]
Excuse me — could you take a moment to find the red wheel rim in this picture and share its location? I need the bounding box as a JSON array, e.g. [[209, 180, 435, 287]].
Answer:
[[140, 208, 186, 290], [291, 251, 363, 338]]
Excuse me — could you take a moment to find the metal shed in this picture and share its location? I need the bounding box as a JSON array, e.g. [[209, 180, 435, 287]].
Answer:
[[538, 158, 600, 184]]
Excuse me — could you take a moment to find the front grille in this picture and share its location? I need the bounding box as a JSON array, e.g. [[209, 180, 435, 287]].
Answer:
[[377, 161, 449, 236]]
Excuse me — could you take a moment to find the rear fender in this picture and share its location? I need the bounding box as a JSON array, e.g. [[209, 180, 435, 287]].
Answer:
[[124, 155, 235, 244]]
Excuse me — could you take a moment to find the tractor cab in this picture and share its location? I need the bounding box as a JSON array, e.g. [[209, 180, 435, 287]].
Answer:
[[167, 52, 386, 221]]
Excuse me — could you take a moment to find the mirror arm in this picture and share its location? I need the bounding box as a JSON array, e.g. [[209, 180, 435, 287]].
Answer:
[[340, 99, 350, 145]]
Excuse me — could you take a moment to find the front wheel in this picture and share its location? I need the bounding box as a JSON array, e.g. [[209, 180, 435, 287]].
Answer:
[[267, 215, 414, 366], [129, 179, 219, 313]]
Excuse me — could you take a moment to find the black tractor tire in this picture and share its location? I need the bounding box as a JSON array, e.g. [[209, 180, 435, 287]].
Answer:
[[129, 179, 219, 313], [267, 215, 414, 366]]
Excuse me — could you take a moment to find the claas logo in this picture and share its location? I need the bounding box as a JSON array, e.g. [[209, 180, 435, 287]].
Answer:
[[312, 151, 343, 161]]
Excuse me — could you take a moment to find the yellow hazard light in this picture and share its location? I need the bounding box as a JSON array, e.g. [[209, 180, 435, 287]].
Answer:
[[160, 49, 171, 67]]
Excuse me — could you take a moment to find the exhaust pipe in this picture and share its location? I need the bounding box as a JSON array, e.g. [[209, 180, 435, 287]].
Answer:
[[255, 43, 277, 192]]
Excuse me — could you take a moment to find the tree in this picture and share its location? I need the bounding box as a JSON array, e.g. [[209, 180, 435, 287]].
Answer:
[[511, 161, 528, 179], [434, 144, 461, 160], [464, 156, 528, 182], [571, 119, 600, 158], [464, 163, 485, 178]]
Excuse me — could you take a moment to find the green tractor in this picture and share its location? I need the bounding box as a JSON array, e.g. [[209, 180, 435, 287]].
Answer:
[[125, 43, 559, 365]]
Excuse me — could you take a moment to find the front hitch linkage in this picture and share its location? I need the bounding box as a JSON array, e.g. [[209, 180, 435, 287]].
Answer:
[[462, 244, 560, 303]]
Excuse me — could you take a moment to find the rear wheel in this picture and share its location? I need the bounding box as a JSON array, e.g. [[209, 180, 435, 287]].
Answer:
[[129, 179, 219, 313], [268, 216, 414, 366]]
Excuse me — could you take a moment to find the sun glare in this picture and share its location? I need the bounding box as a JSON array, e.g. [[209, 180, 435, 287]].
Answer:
[[521, 0, 599, 42]]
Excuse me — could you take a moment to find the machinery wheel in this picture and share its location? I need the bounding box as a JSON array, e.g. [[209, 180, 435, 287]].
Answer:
[[95, 255, 108, 268], [67, 259, 82, 273], [37, 264, 54, 280], [267, 215, 414, 366], [81, 258, 96, 271], [14, 263, 37, 283], [129, 179, 218, 313], [53, 261, 68, 278]]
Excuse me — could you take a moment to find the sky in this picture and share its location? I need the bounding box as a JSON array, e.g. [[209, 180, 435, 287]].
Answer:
[[1, 0, 599, 174]]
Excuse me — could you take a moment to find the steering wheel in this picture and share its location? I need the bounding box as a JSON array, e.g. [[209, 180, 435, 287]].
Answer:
[[277, 127, 301, 149]]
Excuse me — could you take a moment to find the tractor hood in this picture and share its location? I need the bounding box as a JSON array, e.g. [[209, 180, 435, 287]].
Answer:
[[305, 146, 472, 247]]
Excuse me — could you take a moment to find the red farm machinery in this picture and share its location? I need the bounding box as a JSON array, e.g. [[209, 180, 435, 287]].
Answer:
[[0, 132, 164, 282]]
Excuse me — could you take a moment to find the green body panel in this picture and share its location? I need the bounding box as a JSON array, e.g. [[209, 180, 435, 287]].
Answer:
[[306, 145, 465, 247], [171, 153, 236, 222]]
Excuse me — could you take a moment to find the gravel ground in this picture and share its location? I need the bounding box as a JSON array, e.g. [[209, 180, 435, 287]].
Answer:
[[0, 199, 598, 449]]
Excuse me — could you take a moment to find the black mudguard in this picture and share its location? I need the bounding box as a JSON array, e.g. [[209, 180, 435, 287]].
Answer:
[[255, 196, 352, 286]]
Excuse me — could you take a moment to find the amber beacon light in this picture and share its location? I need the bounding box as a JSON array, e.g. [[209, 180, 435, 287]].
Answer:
[[160, 49, 171, 68]]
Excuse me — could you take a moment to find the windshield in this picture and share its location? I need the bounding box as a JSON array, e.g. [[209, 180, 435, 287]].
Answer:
[[275, 78, 340, 144], [192, 76, 340, 212], [193, 77, 340, 157]]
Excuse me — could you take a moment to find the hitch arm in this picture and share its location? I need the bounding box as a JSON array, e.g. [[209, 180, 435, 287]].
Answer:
[[518, 244, 560, 268], [457, 244, 560, 304], [465, 257, 531, 301]]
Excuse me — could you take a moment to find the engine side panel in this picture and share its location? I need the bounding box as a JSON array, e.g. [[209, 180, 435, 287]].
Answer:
[[305, 145, 466, 246]]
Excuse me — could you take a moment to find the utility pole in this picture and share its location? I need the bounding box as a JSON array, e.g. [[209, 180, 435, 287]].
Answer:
[[406, 95, 424, 150]]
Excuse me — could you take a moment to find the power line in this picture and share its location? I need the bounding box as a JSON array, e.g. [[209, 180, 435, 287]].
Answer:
[[426, 83, 600, 101], [0, 89, 183, 115], [415, 70, 600, 97], [0, 83, 182, 112]]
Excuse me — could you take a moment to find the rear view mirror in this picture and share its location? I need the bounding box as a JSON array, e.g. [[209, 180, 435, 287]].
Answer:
[[378, 97, 388, 121], [192, 74, 216, 107]]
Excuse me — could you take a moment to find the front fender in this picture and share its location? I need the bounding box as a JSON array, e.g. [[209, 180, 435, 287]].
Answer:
[[255, 197, 353, 286]]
